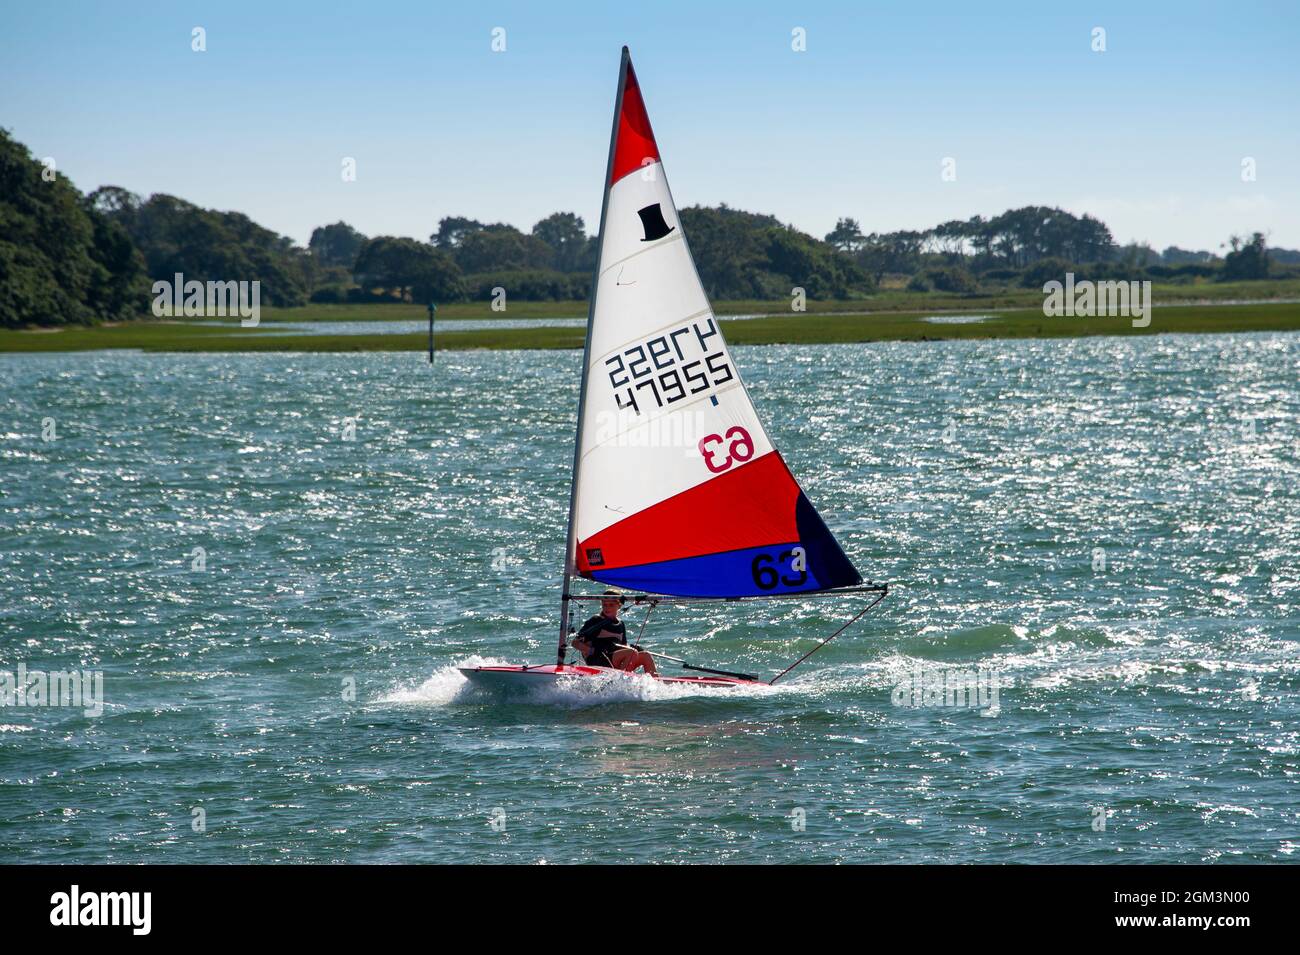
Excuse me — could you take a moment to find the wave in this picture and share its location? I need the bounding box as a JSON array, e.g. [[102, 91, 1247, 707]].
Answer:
[[898, 622, 1115, 660]]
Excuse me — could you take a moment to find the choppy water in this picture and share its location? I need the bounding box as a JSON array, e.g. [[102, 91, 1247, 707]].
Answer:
[[1, 334, 1297, 863]]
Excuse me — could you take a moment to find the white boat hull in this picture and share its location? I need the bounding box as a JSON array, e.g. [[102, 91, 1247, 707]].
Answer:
[[458, 663, 762, 690]]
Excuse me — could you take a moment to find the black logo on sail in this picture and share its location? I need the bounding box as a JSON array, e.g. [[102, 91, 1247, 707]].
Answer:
[[585, 548, 605, 566], [637, 203, 675, 242]]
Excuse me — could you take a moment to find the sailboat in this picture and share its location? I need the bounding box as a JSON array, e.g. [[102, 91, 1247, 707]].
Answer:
[[460, 48, 886, 690]]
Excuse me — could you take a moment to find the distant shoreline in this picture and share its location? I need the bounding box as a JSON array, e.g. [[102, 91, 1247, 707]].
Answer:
[[3, 300, 1299, 353]]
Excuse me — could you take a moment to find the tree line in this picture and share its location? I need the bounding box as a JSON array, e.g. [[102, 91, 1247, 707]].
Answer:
[[1, 129, 149, 327], [2, 127, 1294, 328], [223, 208, 1299, 307]]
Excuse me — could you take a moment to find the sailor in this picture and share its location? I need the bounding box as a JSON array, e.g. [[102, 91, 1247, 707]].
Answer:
[[572, 590, 657, 675]]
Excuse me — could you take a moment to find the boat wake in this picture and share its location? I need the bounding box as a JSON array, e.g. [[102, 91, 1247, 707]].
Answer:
[[379, 656, 782, 709], [377, 656, 510, 707], [377, 618, 1296, 714]]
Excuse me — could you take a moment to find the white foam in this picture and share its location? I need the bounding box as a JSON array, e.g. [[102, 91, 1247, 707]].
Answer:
[[378, 624, 1285, 711], [378, 656, 783, 709], [378, 655, 510, 707]]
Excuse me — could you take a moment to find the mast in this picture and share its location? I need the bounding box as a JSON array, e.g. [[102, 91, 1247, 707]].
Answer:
[[557, 46, 631, 666]]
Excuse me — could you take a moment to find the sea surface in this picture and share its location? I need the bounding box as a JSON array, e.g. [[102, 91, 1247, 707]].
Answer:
[[1, 333, 1297, 863]]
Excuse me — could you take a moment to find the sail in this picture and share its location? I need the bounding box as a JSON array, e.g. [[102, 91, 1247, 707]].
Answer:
[[567, 49, 862, 598]]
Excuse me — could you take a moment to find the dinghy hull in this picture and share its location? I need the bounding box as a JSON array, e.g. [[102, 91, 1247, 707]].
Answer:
[[458, 664, 762, 690]]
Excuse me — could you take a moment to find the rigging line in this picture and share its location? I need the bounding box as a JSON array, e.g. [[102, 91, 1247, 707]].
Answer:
[[767, 587, 889, 685], [634, 598, 658, 644]]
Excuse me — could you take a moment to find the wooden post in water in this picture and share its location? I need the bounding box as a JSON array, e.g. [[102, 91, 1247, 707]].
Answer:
[[427, 302, 436, 362]]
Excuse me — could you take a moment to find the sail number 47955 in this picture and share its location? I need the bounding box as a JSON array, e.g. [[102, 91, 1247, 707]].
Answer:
[[604, 316, 733, 415]]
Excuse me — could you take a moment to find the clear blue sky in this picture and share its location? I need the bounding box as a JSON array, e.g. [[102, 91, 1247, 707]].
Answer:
[[3, 0, 1296, 250]]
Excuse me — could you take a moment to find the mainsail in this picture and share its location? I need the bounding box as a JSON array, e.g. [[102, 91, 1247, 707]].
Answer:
[[561, 48, 862, 606]]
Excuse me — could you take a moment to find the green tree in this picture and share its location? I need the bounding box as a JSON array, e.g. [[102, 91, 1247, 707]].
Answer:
[[453, 225, 553, 273], [678, 204, 783, 299], [929, 220, 972, 259], [431, 216, 485, 249], [309, 221, 368, 270], [1221, 232, 1269, 280], [353, 237, 464, 302], [94, 191, 309, 306], [83, 203, 150, 320], [1161, 246, 1216, 265], [1117, 241, 1159, 269], [925, 265, 977, 294], [0, 130, 148, 327], [926, 207, 1115, 272], [1020, 257, 1073, 288], [856, 231, 923, 282], [766, 227, 869, 299], [531, 212, 589, 272], [824, 217, 865, 253]]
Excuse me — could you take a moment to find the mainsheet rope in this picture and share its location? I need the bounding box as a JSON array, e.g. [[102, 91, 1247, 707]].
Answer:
[[767, 588, 889, 685]]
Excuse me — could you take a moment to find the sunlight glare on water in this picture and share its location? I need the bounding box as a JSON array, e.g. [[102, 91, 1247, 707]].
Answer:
[[1, 333, 1297, 862]]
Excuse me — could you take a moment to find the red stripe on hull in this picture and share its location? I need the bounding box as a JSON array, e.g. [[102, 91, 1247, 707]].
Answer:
[[610, 58, 660, 186], [577, 451, 801, 574]]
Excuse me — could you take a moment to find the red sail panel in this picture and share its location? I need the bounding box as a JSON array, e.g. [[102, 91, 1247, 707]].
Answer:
[[609, 59, 660, 186], [576, 452, 799, 573]]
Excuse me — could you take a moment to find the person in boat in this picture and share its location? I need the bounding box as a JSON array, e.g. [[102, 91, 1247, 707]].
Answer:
[[572, 590, 657, 675]]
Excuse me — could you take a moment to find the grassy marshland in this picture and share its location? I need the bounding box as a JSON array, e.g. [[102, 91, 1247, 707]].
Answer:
[[3, 301, 1299, 353]]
